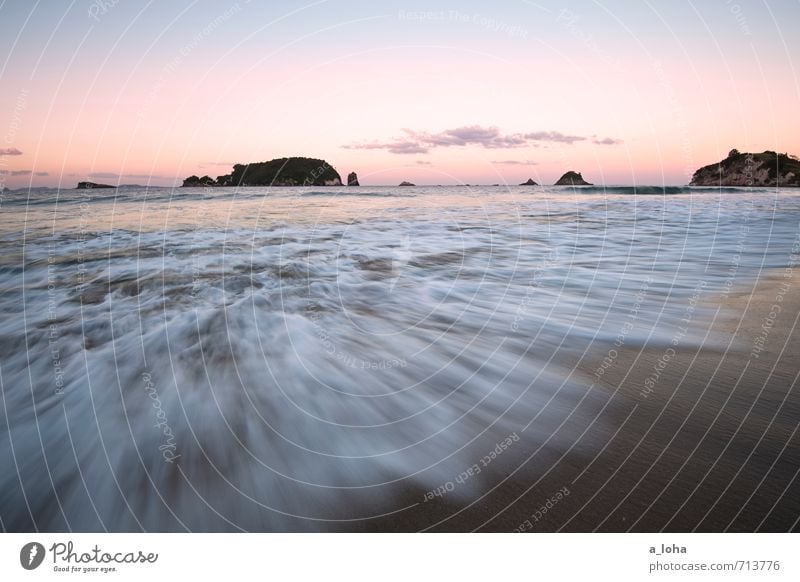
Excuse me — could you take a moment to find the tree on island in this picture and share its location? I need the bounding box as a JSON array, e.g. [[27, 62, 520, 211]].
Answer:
[[183, 158, 342, 187], [182, 158, 342, 187], [182, 175, 215, 187], [690, 150, 800, 186]]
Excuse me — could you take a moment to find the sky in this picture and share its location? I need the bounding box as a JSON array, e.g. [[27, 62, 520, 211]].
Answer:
[[0, 0, 798, 188]]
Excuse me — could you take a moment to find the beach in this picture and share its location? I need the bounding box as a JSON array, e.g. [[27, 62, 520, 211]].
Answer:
[[392, 267, 800, 532]]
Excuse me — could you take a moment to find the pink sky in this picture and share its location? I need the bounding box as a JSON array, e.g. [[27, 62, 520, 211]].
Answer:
[[1, 1, 798, 188]]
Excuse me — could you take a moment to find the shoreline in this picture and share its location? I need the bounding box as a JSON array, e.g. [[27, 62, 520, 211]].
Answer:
[[368, 267, 800, 532]]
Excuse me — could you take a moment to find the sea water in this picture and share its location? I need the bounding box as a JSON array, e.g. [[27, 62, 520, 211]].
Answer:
[[1, 185, 798, 530]]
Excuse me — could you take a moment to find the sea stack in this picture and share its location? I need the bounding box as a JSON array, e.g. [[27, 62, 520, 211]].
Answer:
[[554, 171, 592, 186], [398, 181, 415, 187], [347, 172, 360, 186], [76, 181, 115, 189], [519, 178, 538, 186]]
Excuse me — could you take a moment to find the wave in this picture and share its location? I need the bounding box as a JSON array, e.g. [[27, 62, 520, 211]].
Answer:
[[550, 186, 776, 195], [299, 190, 416, 198]]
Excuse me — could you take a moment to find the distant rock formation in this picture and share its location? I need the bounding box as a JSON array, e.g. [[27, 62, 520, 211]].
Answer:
[[690, 150, 800, 187], [182, 175, 215, 187], [76, 181, 114, 189], [554, 171, 592, 186], [182, 157, 342, 187], [347, 172, 359, 186], [519, 178, 538, 186], [398, 181, 415, 187]]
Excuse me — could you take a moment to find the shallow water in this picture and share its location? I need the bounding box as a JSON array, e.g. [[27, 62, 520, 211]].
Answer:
[[1, 185, 799, 531]]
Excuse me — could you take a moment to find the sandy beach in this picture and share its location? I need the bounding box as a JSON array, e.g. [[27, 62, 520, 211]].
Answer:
[[366, 266, 800, 532]]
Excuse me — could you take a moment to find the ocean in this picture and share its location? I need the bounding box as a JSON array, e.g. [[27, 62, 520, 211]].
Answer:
[[1, 185, 798, 531]]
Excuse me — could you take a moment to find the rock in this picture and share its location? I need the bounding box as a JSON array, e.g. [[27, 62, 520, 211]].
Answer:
[[183, 157, 342, 187], [519, 178, 538, 186], [76, 181, 115, 189], [690, 150, 800, 187], [554, 171, 592, 186], [398, 181, 415, 187], [181, 175, 215, 187], [347, 172, 360, 186]]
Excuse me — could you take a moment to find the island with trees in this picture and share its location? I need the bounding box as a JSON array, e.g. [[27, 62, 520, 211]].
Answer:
[[183, 157, 343, 187], [690, 149, 800, 187]]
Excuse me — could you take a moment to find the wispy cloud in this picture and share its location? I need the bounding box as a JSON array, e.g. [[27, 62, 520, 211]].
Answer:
[[88, 172, 167, 180], [344, 126, 621, 154], [492, 160, 538, 165], [198, 161, 237, 167], [0, 148, 23, 156], [523, 131, 584, 144], [343, 139, 429, 155], [0, 169, 32, 176]]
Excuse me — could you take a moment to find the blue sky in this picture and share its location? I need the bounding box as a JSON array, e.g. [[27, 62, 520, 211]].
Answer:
[[1, 0, 798, 186]]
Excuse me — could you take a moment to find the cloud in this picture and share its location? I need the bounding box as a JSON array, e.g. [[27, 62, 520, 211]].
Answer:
[[0, 169, 32, 176], [34, 171, 49, 176], [593, 137, 622, 145], [405, 126, 529, 149], [415, 160, 432, 165], [0, 148, 23, 156], [492, 160, 538, 165], [88, 172, 167, 180], [344, 126, 621, 154], [198, 161, 236, 167], [523, 131, 585, 144], [343, 140, 429, 154]]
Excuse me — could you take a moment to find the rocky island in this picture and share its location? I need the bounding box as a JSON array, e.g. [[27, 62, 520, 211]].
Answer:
[[690, 149, 800, 187], [554, 171, 592, 186], [519, 178, 538, 186], [347, 172, 359, 186], [76, 181, 115, 189], [183, 157, 342, 187], [398, 181, 415, 187]]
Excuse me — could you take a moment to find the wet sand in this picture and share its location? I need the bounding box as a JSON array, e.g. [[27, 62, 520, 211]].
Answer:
[[369, 269, 800, 532]]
